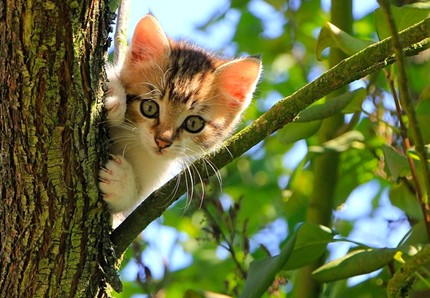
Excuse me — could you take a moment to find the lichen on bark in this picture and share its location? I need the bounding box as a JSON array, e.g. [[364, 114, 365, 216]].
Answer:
[[0, 0, 115, 297]]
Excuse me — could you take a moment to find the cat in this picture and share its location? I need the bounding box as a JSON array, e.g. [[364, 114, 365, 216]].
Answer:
[[99, 14, 262, 221]]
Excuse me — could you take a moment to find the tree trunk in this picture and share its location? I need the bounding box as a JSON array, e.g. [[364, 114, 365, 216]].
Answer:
[[0, 0, 114, 297], [293, 1, 353, 297]]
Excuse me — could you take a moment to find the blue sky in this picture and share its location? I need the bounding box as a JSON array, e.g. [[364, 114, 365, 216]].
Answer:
[[112, 0, 381, 52]]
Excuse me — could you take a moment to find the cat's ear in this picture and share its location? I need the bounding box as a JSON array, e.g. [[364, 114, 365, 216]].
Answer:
[[129, 15, 170, 63], [214, 57, 262, 110]]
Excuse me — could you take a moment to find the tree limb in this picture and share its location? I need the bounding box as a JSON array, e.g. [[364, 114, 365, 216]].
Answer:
[[111, 17, 430, 257], [387, 245, 430, 298], [113, 0, 131, 66]]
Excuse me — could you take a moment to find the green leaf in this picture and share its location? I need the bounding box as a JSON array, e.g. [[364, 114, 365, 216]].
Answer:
[[240, 224, 298, 298], [334, 147, 379, 207], [284, 224, 334, 270], [382, 145, 410, 180], [389, 181, 423, 220], [309, 131, 365, 153], [312, 248, 397, 283], [341, 88, 367, 113], [398, 221, 429, 255], [240, 223, 334, 298], [415, 85, 430, 144], [277, 120, 321, 145], [316, 22, 373, 61], [296, 88, 367, 122], [407, 145, 430, 161], [278, 89, 366, 145], [375, 3, 430, 40]]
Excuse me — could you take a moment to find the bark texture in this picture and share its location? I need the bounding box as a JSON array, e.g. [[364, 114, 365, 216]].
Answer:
[[0, 0, 113, 297]]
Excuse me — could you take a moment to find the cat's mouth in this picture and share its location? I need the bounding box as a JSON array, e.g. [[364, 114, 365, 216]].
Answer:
[[149, 146, 172, 157], [154, 148, 165, 156]]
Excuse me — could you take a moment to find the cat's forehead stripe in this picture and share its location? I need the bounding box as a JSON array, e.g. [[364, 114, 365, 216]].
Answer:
[[163, 45, 216, 104]]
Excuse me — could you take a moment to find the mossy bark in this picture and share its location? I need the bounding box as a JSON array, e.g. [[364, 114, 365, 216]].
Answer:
[[0, 0, 114, 297]]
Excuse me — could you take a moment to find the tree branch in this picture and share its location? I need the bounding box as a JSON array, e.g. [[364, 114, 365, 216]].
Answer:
[[111, 17, 430, 256], [387, 245, 430, 298], [113, 0, 131, 66]]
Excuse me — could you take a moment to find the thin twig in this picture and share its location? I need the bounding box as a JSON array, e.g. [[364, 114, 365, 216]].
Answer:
[[111, 17, 430, 257], [383, 68, 430, 237], [202, 204, 248, 279], [378, 0, 430, 242], [113, 0, 131, 66]]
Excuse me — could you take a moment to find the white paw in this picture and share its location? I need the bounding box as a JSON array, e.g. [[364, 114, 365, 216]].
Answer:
[[105, 67, 127, 123], [99, 155, 137, 213]]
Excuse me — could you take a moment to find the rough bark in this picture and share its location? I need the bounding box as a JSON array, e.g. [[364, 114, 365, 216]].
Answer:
[[0, 0, 114, 297]]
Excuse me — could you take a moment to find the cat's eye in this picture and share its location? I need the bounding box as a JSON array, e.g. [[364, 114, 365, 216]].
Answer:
[[140, 99, 159, 118], [183, 116, 205, 133]]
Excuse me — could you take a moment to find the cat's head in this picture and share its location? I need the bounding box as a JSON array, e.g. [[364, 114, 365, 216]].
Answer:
[[119, 15, 261, 160]]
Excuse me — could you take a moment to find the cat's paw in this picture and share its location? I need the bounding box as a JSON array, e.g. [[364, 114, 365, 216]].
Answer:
[[99, 155, 137, 213], [105, 69, 127, 123]]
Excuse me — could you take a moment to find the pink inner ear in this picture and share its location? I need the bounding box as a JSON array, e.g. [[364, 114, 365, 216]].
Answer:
[[130, 15, 170, 63], [216, 58, 261, 107]]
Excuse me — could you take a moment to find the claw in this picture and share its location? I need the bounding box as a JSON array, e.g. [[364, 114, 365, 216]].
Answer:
[[106, 87, 114, 96], [101, 166, 113, 175], [99, 177, 111, 184], [106, 102, 119, 112], [109, 154, 122, 165]]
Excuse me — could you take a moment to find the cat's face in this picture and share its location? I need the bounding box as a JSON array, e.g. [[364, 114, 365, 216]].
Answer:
[[118, 15, 261, 161]]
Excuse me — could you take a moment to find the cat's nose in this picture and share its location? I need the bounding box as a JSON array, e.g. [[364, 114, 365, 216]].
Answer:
[[155, 138, 172, 149]]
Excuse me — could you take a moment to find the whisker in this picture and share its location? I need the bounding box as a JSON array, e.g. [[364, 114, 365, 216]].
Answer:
[[159, 171, 182, 208], [222, 143, 234, 159], [162, 67, 173, 90], [197, 147, 223, 192], [152, 62, 166, 90], [189, 161, 205, 209]]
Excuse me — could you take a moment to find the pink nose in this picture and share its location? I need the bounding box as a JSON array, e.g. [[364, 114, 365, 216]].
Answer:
[[155, 138, 172, 149]]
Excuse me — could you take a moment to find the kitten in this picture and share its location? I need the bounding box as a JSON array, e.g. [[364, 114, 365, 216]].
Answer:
[[99, 15, 261, 219]]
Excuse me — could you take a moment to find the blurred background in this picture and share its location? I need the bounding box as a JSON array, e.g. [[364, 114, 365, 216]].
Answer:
[[109, 0, 430, 297]]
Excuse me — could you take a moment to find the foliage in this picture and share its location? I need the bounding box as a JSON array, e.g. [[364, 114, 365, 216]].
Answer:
[[113, 1, 430, 297]]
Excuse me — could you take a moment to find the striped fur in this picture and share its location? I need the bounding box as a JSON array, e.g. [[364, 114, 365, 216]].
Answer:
[[99, 15, 261, 220]]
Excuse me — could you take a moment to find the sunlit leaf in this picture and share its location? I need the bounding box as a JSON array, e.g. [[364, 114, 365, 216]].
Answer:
[[407, 145, 430, 161], [316, 22, 373, 60], [278, 89, 366, 145], [309, 131, 365, 153], [297, 88, 366, 122], [312, 248, 397, 283], [183, 289, 233, 298]]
